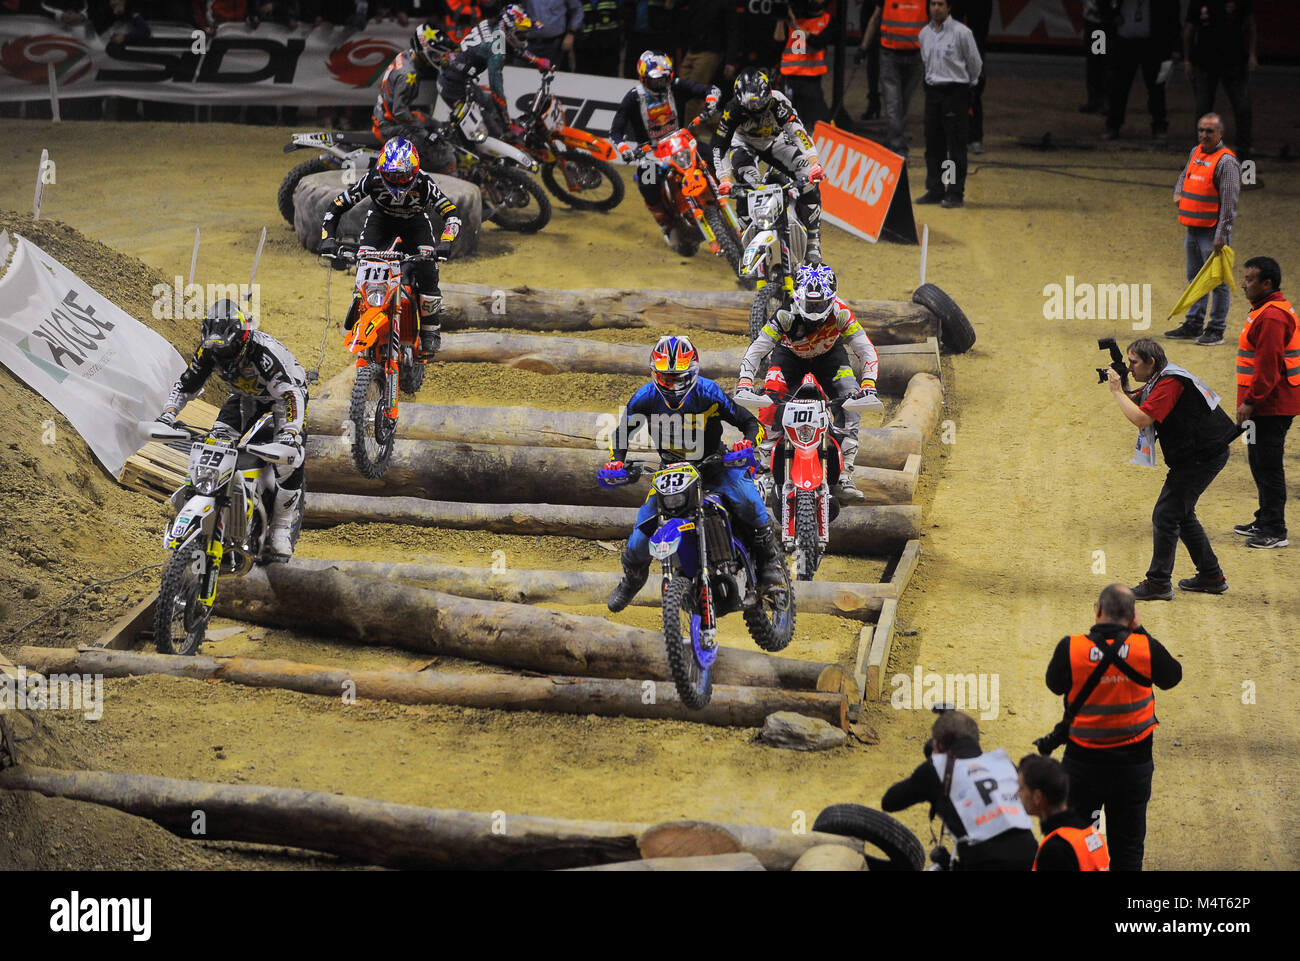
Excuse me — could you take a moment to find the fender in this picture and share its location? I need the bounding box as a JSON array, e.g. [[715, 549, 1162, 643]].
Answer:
[[166, 495, 217, 550], [789, 445, 825, 490], [346, 306, 390, 354], [650, 516, 700, 578], [480, 136, 540, 172], [741, 228, 778, 278], [560, 128, 617, 162]]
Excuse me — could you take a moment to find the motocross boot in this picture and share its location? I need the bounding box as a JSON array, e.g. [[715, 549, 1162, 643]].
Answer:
[[834, 408, 865, 502], [267, 485, 302, 561], [607, 550, 650, 613], [749, 523, 787, 591], [418, 294, 443, 360], [805, 226, 822, 266]]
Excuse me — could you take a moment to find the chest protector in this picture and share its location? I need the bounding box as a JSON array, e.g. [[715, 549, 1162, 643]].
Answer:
[[930, 748, 1034, 843], [637, 84, 680, 144]]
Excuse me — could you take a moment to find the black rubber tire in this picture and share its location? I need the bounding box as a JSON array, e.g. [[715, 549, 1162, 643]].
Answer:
[[154, 544, 209, 657], [277, 158, 331, 225], [743, 534, 795, 652], [794, 490, 821, 581], [812, 803, 927, 871], [399, 359, 426, 395], [349, 362, 394, 479], [541, 153, 624, 211], [704, 204, 752, 288], [913, 282, 976, 354], [748, 283, 779, 383], [485, 166, 551, 233], [663, 576, 714, 709]]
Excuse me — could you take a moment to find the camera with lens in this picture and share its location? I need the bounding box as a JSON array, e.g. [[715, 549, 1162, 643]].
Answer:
[[1033, 721, 1068, 756]]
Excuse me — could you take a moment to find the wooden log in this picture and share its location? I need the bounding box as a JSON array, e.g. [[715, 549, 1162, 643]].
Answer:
[[791, 844, 868, 871], [17, 648, 849, 730], [301, 493, 920, 555], [884, 372, 946, 438], [304, 437, 916, 507], [269, 557, 893, 621], [211, 564, 837, 692], [438, 282, 938, 346], [865, 597, 899, 700], [307, 398, 919, 470], [565, 853, 765, 871], [637, 819, 861, 870], [435, 333, 940, 397]]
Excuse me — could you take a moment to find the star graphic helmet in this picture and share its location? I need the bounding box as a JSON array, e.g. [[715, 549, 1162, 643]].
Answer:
[[199, 299, 253, 365], [650, 334, 700, 408], [792, 263, 838, 328], [637, 50, 674, 96], [411, 23, 454, 70], [734, 68, 772, 113], [377, 137, 421, 201]]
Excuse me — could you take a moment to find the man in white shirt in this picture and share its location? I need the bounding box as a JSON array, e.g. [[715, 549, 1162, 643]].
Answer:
[[916, 0, 982, 208]]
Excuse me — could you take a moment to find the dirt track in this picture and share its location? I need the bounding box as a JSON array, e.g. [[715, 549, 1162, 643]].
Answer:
[[1, 58, 1299, 870]]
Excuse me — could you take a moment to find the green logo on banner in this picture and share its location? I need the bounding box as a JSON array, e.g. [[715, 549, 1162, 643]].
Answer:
[[17, 336, 69, 384]]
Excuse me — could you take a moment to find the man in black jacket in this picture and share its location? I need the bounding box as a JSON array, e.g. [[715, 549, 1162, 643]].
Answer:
[[1107, 337, 1237, 600], [1043, 583, 1182, 871], [1098, 0, 1181, 140], [882, 710, 1038, 870]]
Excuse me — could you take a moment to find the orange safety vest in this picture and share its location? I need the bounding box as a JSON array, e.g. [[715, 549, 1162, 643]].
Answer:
[[1177, 144, 1233, 228], [1237, 296, 1300, 389], [1066, 633, 1157, 750], [441, 0, 484, 43], [1033, 825, 1111, 871], [782, 13, 831, 76], [880, 0, 928, 52]]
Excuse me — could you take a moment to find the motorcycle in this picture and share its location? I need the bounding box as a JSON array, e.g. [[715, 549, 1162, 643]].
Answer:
[[277, 130, 379, 224], [513, 71, 624, 211], [330, 243, 443, 478], [736, 376, 881, 580], [733, 170, 816, 293], [599, 450, 795, 708], [140, 414, 304, 656]]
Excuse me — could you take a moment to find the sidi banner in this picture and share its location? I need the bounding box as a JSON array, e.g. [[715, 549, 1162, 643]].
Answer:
[[810, 121, 905, 244]]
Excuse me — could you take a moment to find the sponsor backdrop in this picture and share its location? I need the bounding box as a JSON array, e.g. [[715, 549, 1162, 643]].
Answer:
[[0, 230, 186, 477]]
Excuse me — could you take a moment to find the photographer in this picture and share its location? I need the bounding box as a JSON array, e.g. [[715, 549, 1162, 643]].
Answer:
[[881, 710, 1037, 871], [1106, 337, 1237, 600], [1042, 583, 1182, 871]]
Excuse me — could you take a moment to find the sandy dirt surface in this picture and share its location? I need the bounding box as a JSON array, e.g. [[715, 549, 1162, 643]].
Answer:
[[1, 58, 1298, 870]]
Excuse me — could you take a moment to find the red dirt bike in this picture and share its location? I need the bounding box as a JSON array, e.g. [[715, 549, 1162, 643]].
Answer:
[[511, 71, 624, 211], [735, 374, 880, 580], [633, 116, 749, 285], [330, 242, 444, 479]]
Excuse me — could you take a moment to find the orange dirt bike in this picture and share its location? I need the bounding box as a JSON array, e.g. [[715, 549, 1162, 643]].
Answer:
[[633, 116, 750, 286], [511, 70, 624, 211], [330, 242, 444, 478]]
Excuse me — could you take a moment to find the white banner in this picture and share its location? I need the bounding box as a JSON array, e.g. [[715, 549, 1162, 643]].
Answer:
[[0, 230, 186, 477]]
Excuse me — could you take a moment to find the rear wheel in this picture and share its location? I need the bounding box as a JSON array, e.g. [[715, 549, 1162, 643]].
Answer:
[[484, 166, 551, 233], [154, 544, 210, 656], [399, 358, 426, 395], [794, 490, 822, 581], [663, 576, 714, 709], [277, 158, 331, 224], [349, 362, 395, 479], [541, 153, 624, 211]]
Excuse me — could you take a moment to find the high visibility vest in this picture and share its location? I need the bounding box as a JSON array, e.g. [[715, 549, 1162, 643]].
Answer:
[[1177, 144, 1233, 228], [782, 13, 831, 76], [440, 0, 484, 43], [880, 0, 928, 52], [1066, 633, 1157, 750], [579, 0, 620, 39], [1237, 296, 1300, 389], [1033, 825, 1111, 871]]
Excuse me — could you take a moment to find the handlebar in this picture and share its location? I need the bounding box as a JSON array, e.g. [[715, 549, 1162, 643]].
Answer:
[[600, 449, 755, 488], [320, 244, 447, 269]]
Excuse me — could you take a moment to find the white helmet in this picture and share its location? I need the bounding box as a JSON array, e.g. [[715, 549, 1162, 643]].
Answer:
[[792, 263, 837, 323]]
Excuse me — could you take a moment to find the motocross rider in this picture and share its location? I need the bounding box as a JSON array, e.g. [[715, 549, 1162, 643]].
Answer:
[[736, 263, 879, 503], [438, 4, 551, 140], [318, 137, 462, 361], [599, 335, 786, 612], [372, 23, 459, 174], [155, 300, 308, 561], [609, 50, 721, 253], [714, 68, 826, 264]]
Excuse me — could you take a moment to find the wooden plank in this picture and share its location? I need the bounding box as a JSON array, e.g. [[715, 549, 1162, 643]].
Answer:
[[889, 540, 922, 597], [865, 598, 899, 700], [91, 595, 157, 651], [852, 624, 871, 703]]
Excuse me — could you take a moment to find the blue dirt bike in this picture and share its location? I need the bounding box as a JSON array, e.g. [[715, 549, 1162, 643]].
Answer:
[[599, 450, 795, 708]]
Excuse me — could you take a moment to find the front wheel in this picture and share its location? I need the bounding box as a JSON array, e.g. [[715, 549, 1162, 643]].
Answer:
[[349, 362, 395, 479], [744, 531, 795, 652], [154, 544, 211, 656], [748, 282, 780, 382], [794, 490, 822, 581], [704, 204, 748, 287], [663, 576, 715, 709], [541, 153, 624, 211], [484, 166, 552, 233]]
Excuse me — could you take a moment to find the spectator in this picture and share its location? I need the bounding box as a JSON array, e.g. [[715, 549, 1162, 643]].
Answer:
[[1043, 583, 1182, 870], [677, 0, 726, 115], [1078, 0, 1106, 114], [779, 0, 835, 131], [1017, 755, 1111, 871], [248, 0, 299, 27], [1164, 113, 1240, 345], [951, 0, 987, 152], [525, 0, 582, 66], [425, 0, 485, 42], [192, 0, 247, 31], [1106, 338, 1238, 599], [1184, 0, 1256, 164], [575, 0, 622, 77], [370, 1, 412, 26], [93, 0, 151, 39], [856, 0, 926, 156], [724, 0, 785, 84], [40, 0, 89, 24], [882, 710, 1038, 871], [917, 0, 980, 208], [622, 0, 673, 79], [1100, 0, 1179, 141], [1233, 256, 1300, 550], [855, 7, 882, 121]]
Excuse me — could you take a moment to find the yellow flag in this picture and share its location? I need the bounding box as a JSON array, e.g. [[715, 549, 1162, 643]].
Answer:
[[1168, 245, 1235, 319]]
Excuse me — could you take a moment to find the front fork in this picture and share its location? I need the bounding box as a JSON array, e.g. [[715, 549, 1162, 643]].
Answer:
[[386, 310, 400, 420], [197, 520, 225, 607]]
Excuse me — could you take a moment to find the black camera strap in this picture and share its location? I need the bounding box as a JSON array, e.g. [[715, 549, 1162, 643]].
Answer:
[[1060, 630, 1153, 724]]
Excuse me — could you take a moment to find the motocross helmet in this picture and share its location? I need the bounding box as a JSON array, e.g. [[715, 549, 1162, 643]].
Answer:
[[791, 263, 838, 330], [377, 137, 421, 201], [734, 68, 772, 114], [500, 4, 538, 39], [411, 23, 454, 70], [637, 50, 674, 96], [650, 335, 700, 409], [199, 300, 253, 365]]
